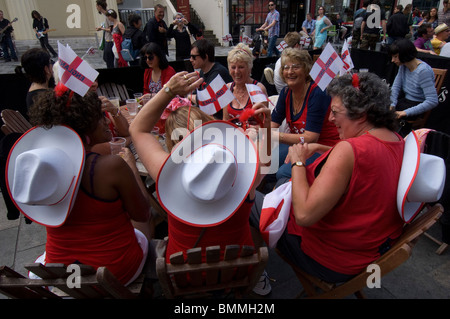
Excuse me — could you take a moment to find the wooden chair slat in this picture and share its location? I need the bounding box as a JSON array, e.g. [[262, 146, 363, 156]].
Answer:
[[157, 245, 268, 299], [0, 263, 141, 299], [206, 246, 221, 285], [277, 203, 443, 299]]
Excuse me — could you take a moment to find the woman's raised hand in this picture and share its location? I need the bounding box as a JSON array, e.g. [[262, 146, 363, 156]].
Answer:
[[166, 71, 204, 97]]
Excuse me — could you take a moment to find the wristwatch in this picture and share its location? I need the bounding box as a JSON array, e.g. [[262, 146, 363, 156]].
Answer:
[[163, 84, 175, 99], [291, 161, 305, 168]]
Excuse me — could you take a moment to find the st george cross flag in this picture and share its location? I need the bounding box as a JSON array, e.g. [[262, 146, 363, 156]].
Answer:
[[340, 38, 354, 76], [197, 75, 235, 115], [276, 40, 288, 52], [309, 43, 344, 91], [242, 35, 253, 45], [246, 83, 269, 104], [58, 42, 99, 97], [259, 180, 292, 248], [222, 34, 232, 42]]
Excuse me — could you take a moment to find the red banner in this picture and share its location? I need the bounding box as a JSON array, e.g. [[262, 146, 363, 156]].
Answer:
[[177, 0, 190, 21]]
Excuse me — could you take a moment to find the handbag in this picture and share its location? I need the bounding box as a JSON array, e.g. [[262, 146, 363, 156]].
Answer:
[[112, 41, 119, 59], [186, 27, 195, 44], [99, 31, 105, 51]]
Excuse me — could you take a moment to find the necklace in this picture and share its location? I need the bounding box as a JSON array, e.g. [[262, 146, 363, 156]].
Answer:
[[233, 84, 249, 109], [292, 83, 309, 114]]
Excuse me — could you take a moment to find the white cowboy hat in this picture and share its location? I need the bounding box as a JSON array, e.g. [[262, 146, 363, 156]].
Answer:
[[156, 120, 258, 227], [397, 131, 446, 223], [6, 125, 85, 227]]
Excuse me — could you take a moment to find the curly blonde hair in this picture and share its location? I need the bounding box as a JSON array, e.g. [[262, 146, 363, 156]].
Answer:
[[279, 48, 313, 83]]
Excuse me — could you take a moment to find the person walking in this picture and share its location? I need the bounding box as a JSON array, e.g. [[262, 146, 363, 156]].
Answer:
[[360, 0, 387, 50], [144, 4, 169, 56], [386, 5, 409, 45], [122, 13, 145, 66], [96, 0, 115, 68], [256, 1, 280, 57], [0, 10, 18, 62], [352, 0, 369, 48], [312, 6, 332, 49], [31, 10, 57, 58]]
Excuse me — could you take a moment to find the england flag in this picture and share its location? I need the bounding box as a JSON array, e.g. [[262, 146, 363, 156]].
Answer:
[[197, 75, 235, 115], [309, 43, 344, 91], [57, 42, 99, 97], [246, 83, 269, 104], [340, 38, 354, 76]]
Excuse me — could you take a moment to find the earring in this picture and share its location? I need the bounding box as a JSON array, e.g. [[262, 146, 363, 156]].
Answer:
[[85, 135, 91, 145]]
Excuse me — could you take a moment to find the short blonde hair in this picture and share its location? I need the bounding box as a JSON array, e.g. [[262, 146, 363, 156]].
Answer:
[[279, 48, 313, 83], [227, 43, 253, 70], [165, 106, 215, 151], [284, 32, 301, 48]]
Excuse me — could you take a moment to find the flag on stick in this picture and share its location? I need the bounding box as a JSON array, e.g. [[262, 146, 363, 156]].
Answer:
[[246, 83, 269, 104], [340, 38, 354, 76], [197, 75, 235, 115], [57, 42, 99, 97], [276, 40, 288, 52], [309, 43, 344, 91], [222, 34, 232, 42]]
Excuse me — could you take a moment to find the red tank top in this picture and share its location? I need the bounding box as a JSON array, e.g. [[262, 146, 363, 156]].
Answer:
[[45, 157, 144, 285], [285, 84, 339, 147], [287, 133, 405, 275], [226, 80, 259, 121], [166, 200, 255, 262]]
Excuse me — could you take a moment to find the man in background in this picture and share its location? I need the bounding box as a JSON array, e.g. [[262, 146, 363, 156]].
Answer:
[[300, 13, 316, 42], [414, 23, 437, 55], [352, 0, 369, 48], [256, 1, 280, 57], [0, 10, 18, 62], [144, 4, 168, 56], [386, 5, 409, 45], [189, 39, 232, 119]]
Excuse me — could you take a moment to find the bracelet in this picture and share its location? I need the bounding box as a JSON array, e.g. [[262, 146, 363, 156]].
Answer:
[[112, 108, 121, 117]]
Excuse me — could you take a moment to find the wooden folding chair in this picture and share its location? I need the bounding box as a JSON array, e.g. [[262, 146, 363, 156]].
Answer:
[[408, 68, 447, 130], [156, 244, 268, 299], [97, 83, 131, 103], [0, 263, 144, 299], [277, 203, 443, 299], [1, 109, 32, 136]]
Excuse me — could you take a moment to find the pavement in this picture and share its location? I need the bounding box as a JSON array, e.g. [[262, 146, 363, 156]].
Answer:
[[0, 37, 450, 300]]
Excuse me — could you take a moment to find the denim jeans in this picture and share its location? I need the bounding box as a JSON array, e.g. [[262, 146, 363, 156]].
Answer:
[[267, 36, 280, 57], [1, 36, 17, 60]]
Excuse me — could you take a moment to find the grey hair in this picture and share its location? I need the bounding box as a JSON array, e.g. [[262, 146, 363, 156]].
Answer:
[[326, 72, 398, 131], [173, 12, 184, 19]]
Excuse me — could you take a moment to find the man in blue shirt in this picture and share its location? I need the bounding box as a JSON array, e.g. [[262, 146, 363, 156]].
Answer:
[[301, 13, 316, 40], [256, 1, 280, 57]]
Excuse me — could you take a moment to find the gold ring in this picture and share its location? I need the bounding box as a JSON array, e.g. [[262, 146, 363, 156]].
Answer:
[[184, 74, 188, 80]]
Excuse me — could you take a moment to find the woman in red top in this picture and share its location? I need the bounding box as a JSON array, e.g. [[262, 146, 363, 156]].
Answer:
[[223, 44, 268, 124], [265, 72, 405, 282], [130, 72, 272, 293], [28, 88, 152, 285], [141, 42, 176, 95]]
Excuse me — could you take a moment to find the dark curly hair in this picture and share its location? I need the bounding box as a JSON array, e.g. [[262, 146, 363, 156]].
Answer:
[[327, 72, 398, 131], [28, 89, 103, 142]]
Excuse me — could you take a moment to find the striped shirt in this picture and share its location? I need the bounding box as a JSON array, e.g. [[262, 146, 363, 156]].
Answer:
[[390, 61, 439, 117]]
